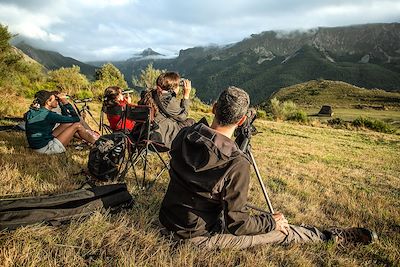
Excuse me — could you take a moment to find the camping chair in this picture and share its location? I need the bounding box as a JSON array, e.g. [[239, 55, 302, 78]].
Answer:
[[99, 102, 127, 135], [123, 105, 170, 189]]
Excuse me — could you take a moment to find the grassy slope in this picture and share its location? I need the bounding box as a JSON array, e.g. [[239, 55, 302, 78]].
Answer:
[[269, 80, 400, 109], [0, 105, 399, 266]]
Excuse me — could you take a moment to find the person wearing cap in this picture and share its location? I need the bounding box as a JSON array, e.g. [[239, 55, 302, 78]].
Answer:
[[25, 90, 98, 154]]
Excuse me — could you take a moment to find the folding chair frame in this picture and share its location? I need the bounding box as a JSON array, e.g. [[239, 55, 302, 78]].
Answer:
[[121, 105, 170, 189]]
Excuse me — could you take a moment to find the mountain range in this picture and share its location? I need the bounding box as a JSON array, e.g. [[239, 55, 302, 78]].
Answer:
[[15, 23, 400, 104], [15, 42, 97, 79]]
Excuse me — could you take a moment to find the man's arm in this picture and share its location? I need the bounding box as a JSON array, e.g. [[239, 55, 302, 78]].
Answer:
[[223, 159, 276, 236]]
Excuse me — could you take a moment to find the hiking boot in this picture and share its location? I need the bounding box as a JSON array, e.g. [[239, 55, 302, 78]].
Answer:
[[325, 227, 378, 245]]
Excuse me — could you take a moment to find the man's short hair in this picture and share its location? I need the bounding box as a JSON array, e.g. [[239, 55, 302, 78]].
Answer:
[[215, 86, 250, 126]]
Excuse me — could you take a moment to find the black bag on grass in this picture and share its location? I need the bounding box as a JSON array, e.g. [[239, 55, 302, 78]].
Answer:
[[0, 183, 133, 231], [88, 132, 128, 181]]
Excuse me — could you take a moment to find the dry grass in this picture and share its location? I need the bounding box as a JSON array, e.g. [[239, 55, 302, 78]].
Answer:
[[0, 103, 399, 266]]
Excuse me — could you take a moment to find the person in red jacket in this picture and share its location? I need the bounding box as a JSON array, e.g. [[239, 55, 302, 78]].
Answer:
[[103, 86, 135, 132]]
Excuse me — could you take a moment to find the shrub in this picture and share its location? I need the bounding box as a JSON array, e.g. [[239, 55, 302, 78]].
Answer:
[[0, 86, 28, 117], [287, 110, 308, 123], [74, 90, 94, 100], [191, 97, 211, 113], [328, 118, 345, 126], [269, 98, 305, 122], [256, 109, 267, 119], [48, 66, 90, 96], [352, 117, 395, 134]]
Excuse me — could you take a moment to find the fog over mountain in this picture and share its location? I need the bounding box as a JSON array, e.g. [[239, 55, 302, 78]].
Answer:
[[1, 0, 399, 61]]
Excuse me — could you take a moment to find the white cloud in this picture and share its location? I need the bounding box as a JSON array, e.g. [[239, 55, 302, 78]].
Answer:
[[0, 3, 64, 41], [0, 0, 398, 61], [308, 1, 400, 25], [80, 0, 136, 8]]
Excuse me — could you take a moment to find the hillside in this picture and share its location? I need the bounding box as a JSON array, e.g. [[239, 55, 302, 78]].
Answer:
[[15, 42, 97, 79], [119, 23, 400, 103], [12, 23, 400, 104], [0, 107, 399, 266], [265, 80, 400, 109]]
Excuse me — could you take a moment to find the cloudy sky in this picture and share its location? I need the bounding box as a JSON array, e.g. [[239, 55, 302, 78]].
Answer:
[[0, 0, 399, 61]]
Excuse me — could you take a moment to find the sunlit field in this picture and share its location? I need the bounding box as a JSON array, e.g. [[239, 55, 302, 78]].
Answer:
[[0, 102, 399, 266]]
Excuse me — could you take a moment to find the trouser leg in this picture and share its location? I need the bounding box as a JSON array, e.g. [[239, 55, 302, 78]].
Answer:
[[186, 225, 328, 250]]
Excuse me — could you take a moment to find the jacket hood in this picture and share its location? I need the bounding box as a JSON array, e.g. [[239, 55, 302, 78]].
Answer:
[[180, 123, 243, 172], [25, 108, 49, 123]]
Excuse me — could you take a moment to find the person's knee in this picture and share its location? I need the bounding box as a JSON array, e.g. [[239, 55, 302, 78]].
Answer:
[[72, 122, 83, 130]]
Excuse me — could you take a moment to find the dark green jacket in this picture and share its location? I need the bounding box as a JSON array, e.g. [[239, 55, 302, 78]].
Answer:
[[25, 104, 80, 149], [159, 123, 276, 239], [154, 91, 190, 148]]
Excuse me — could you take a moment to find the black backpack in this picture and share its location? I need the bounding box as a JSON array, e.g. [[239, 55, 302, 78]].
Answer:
[[88, 132, 129, 181], [0, 183, 133, 230]]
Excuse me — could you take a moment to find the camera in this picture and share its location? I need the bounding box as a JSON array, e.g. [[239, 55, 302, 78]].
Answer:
[[179, 78, 185, 87], [235, 108, 258, 152]]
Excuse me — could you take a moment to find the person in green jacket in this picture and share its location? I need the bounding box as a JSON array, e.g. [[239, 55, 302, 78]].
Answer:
[[25, 90, 98, 154]]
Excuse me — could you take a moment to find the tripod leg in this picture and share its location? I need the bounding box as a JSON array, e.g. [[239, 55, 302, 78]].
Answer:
[[85, 108, 101, 128], [248, 148, 275, 214]]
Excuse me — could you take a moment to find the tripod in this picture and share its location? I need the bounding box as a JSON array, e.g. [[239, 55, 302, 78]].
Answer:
[[244, 144, 274, 213], [72, 98, 100, 130], [235, 110, 274, 214]]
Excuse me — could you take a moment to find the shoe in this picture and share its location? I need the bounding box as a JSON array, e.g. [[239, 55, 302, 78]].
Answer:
[[325, 227, 378, 245]]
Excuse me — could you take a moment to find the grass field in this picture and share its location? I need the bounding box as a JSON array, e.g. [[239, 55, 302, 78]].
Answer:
[[0, 103, 399, 266], [305, 108, 400, 130]]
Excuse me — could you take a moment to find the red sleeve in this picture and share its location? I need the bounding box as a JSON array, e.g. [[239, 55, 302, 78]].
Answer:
[[107, 101, 136, 131]]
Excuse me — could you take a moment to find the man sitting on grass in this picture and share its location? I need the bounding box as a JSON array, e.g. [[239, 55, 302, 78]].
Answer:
[[159, 86, 377, 249]]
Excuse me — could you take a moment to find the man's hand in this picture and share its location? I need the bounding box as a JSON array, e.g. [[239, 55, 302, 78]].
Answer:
[[182, 79, 191, 99], [273, 212, 290, 235]]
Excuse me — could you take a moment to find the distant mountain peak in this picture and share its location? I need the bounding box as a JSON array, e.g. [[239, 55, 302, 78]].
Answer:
[[126, 48, 166, 62], [139, 48, 163, 57]]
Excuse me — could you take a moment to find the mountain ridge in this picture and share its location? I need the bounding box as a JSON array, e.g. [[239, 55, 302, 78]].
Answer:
[[15, 42, 97, 79], [13, 23, 400, 103]]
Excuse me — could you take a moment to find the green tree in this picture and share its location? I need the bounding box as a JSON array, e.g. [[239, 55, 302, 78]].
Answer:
[[0, 24, 45, 94], [47, 65, 90, 96], [93, 63, 127, 96], [132, 63, 164, 89], [0, 24, 22, 85]]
